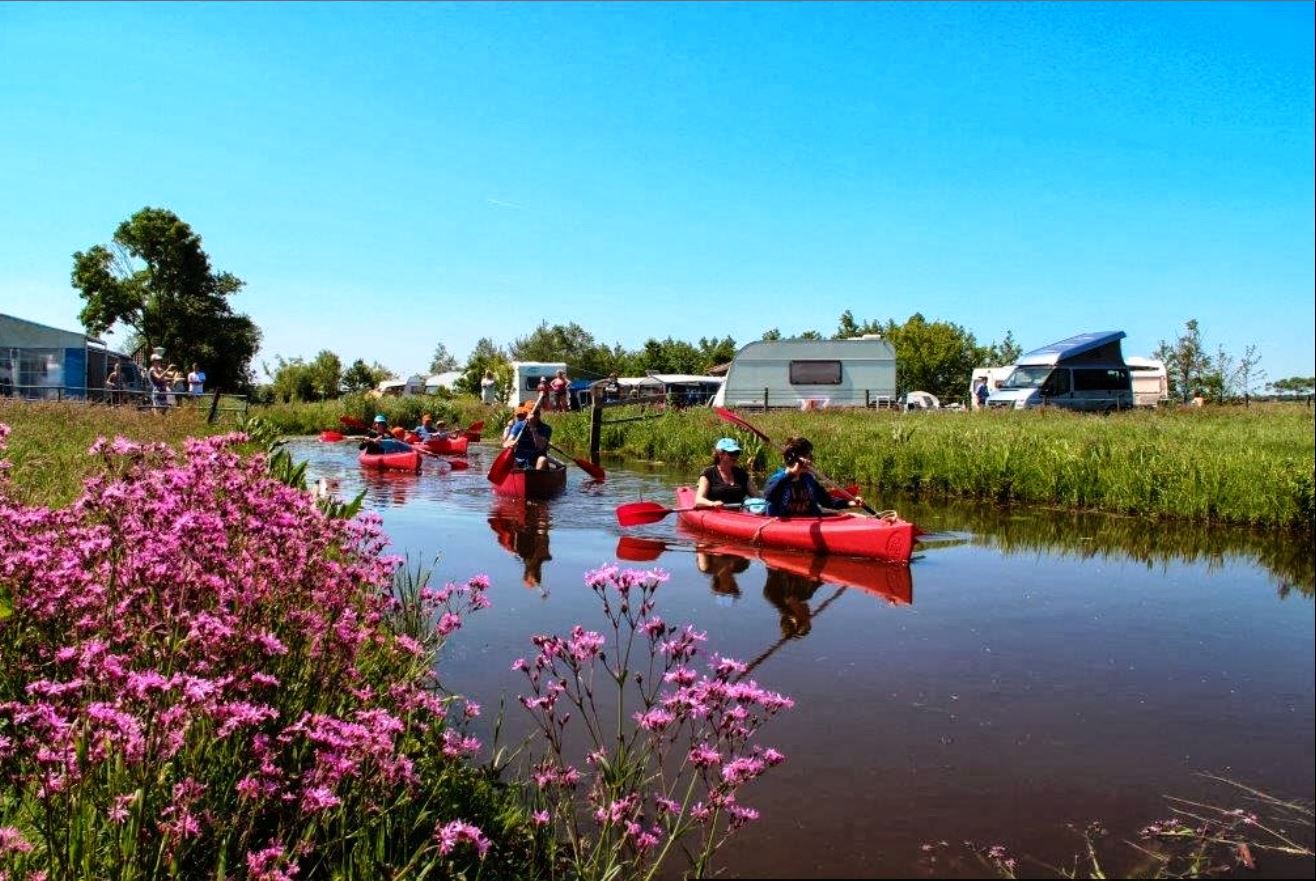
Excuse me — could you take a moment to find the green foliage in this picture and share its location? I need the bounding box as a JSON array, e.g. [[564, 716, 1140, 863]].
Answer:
[[252, 394, 502, 439], [342, 358, 394, 395], [71, 207, 261, 393], [880, 313, 985, 401], [1270, 376, 1316, 397], [548, 404, 1316, 529], [429, 342, 460, 374]]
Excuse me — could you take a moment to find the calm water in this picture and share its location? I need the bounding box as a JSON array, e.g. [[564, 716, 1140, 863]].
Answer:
[[291, 438, 1314, 878]]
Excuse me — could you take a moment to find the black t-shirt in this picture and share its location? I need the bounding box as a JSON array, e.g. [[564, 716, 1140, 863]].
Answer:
[[700, 465, 751, 505]]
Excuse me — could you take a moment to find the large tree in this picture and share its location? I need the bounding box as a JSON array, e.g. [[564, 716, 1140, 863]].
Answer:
[[342, 359, 394, 395], [880, 313, 986, 401], [429, 342, 459, 374], [72, 207, 261, 392]]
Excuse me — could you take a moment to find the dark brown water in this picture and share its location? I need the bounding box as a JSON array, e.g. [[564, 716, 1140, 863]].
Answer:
[[293, 439, 1314, 878]]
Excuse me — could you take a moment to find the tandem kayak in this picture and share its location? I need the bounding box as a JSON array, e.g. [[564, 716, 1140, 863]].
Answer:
[[491, 465, 567, 499], [673, 486, 917, 563], [358, 449, 422, 472], [418, 435, 470, 455]]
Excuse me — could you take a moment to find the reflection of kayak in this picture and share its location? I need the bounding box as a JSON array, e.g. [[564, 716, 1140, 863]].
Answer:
[[674, 487, 916, 563], [686, 537, 911, 605], [419, 435, 470, 455], [491, 466, 567, 499], [358, 449, 422, 471]]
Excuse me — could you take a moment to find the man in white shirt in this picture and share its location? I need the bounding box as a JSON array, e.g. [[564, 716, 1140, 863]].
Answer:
[[187, 363, 206, 397]]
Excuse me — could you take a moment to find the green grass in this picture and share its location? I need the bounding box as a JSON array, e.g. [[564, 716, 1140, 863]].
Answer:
[[0, 400, 242, 508], [545, 403, 1316, 530]]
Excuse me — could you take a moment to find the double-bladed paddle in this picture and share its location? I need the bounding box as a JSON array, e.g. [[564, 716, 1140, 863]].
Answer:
[[615, 500, 741, 527], [713, 407, 879, 516]]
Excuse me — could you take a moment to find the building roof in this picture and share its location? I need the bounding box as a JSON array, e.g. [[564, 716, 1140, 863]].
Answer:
[[1017, 331, 1126, 366]]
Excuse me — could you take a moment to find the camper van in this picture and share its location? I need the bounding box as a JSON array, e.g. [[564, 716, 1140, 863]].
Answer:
[[986, 331, 1134, 412], [1126, 357, 1169, 407], [711, 336, 897, 409], [507, 362, 567, 407]]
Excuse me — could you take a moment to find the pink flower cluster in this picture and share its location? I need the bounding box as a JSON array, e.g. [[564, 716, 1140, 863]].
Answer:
[[0, 427, 490, 874], [512, 564, 793, 876]]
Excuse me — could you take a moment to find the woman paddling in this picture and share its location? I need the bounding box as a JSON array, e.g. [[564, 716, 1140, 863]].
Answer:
[[761, 436, 865, 517], [693, 437, 760, 509]]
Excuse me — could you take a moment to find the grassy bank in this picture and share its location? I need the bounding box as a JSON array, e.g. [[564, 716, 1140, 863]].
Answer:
[[546, 403, 1315, 529], [0, 400, 245, 507]]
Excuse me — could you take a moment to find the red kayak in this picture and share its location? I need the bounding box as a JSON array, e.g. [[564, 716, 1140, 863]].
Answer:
[[673, 487, 916, 563], [419, 435, 470, 455], [358, 449, 422, 472], [491, 465, 567, 499]]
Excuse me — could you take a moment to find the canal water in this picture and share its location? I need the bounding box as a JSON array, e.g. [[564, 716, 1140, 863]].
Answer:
[[290, 438, 1314, 879]]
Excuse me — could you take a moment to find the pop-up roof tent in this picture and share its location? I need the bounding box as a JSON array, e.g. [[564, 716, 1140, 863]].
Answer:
[[1017, 331, 1127, 367]]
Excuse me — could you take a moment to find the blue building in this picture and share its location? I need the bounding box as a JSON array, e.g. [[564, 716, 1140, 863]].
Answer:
[[0, 313, 140, 401]]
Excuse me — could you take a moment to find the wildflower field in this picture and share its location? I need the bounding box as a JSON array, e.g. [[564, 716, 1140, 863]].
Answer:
[[0, 415, 796, 879]]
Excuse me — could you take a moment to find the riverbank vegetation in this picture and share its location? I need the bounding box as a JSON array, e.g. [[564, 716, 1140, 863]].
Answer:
[[549, 403, 1315, 530]]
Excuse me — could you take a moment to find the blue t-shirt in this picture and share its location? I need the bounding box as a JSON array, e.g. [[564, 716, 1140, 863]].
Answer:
[[761, 469, 848, 517], [507, 419, 551, 462]]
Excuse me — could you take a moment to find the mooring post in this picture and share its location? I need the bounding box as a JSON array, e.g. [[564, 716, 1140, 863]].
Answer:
[[589, 396, 603, 465], [763, 388, 769, 412], [865, 389, 871, 408], [207, 388, 222, 424]]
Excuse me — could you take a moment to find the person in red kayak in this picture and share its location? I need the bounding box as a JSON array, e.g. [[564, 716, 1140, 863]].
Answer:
[[693, 437, 760, 509], [761, 437, 864, 517], [503, 392, 559, 470]]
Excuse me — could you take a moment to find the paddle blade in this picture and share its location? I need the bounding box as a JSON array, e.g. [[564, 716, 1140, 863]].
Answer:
[[615, 501, 674, 527], [616, 535, 668, 562], [320, 431, 344, 442], [465, 420, 485, 434], [713, 407, 773, 444], [487, 447, 516, 485], [574, 457, 606, 482], [447, 458, 470, 471]]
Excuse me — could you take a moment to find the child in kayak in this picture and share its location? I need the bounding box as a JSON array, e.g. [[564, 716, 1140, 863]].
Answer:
[[761, 437, 865, 517]]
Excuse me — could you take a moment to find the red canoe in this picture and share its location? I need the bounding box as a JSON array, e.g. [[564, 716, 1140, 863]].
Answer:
[[358, 449, 422, 472], [419, 435, 470, 455], [673, 487, 916, 564], [491, 466, 567, 499]]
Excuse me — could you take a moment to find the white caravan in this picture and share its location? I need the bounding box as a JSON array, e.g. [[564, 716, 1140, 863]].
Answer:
[[1125, 357, 1169, 407], [507, 361, 567, 407], [711, 336, 897, 409]]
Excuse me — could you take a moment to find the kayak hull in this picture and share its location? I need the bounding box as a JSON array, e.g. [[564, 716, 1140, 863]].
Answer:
[[492, 466, 567, 499], [358, 450, 422, 472], [674, 487, 916, 563], [420, 435, 470, 455]]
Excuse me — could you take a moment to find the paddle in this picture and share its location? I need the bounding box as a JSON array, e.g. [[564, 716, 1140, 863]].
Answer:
[[616, 500, 741, 528], [462, 420, 485, 439], [616, 535, 670, 562], [714, 407, 879, 516], [487, 447, 516, 484], [410, 444, 470, 469], [340, 415, 369, 431], [549, 442, 605, 481]]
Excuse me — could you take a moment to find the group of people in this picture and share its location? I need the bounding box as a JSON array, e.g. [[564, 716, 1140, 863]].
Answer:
[[360, 412, 456, 454], [127, 355, 205, 410], [501, 390, 561, 471], [692, 434, 866, 518]]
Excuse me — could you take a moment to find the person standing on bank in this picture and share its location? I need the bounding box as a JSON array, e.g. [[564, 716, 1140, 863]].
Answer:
[[187, 363, 206, 397], [480, 369, 499, 405], [550, 368, 571, 412], [761, 436, 865, 517], [148, 355, 169, 412], [693, 437, 760, 509]]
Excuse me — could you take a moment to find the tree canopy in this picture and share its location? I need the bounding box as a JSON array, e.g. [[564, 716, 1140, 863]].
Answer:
[[72, 207, 261, 392]]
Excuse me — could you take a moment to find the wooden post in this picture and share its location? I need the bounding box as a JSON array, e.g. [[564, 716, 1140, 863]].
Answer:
[[763, 388, 769, 412], [589, 396, 603, 466], [207, 388, 222, 424], [865, 389, 871, 408]]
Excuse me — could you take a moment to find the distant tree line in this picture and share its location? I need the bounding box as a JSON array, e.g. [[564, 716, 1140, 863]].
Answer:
[[70, 209, 1296, 408]]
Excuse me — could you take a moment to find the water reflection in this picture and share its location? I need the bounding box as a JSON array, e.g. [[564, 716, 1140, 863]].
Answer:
[[695, 551, 750, 599], [487, 499, 554, 590], [358, 469, 424, 508], [901, 498, 1316, 596]]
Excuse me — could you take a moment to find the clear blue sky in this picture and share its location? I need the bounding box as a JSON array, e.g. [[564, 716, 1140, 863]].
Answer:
[[2, 2, 1312, 381]]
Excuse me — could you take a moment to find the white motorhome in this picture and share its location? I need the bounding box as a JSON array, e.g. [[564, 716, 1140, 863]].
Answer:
[[986, 331, 1134, 412], [969, 366, 1016, 409], [1125, 356, 1169, 407], [507, 361, 567, 407], [711, 336, 896, 409]]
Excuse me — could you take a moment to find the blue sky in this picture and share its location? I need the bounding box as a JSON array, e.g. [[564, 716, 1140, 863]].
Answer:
[[2, 2, 1312, 381]]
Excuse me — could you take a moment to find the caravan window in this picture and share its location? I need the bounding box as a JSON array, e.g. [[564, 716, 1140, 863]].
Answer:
[[789, 360, 842, 385], [1073, 368, 1129, 391]]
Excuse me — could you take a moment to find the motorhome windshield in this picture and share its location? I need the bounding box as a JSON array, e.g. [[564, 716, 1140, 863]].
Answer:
[[1002, 366, 1052, 389]]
